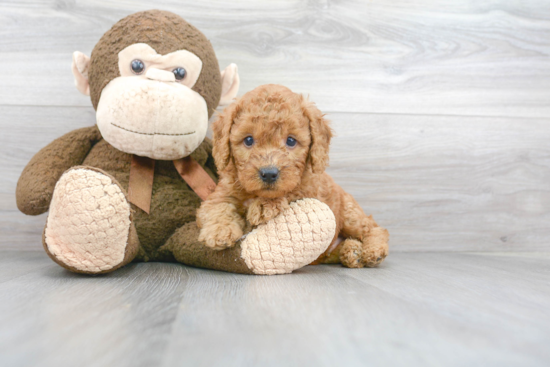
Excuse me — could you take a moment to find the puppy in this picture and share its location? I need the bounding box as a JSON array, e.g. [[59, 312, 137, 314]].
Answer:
[[197, 84, 388, 268]]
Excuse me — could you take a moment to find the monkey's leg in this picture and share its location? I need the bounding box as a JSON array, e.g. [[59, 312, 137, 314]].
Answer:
[[43, 166, 139, 274], [163, 198, 336, 275], [338, 193, 389, 268]]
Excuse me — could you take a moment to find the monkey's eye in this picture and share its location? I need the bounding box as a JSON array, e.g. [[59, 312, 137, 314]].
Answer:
[[131, 59, 145, 74], [286, 136, 297, 148], [173, 67, 186, 80], [243, 136, 254, 147]]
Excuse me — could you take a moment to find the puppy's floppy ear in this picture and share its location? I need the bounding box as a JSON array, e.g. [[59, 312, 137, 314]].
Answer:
[[212, 99, 241, 171], [302, 97, 333, 174]]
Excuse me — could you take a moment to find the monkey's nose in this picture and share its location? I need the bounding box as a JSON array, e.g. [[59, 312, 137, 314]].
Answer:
[[259, 167, 279, 184], [145, 68, 176, 82]]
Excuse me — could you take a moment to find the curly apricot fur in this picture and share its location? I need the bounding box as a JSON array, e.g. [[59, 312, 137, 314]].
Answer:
[[197, 84, 389, 267]]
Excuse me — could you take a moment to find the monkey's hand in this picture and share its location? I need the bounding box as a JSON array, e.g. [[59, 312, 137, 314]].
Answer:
[[246, 197, 290, 226], [16, 126, 103, 216], [197, 202, 245, 250]]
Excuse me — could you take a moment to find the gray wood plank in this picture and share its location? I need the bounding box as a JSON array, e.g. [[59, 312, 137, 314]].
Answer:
[[164, 253, 550, 367], [0, 0, 549, 117], [0, 251, 548, 367], [2, 105, 549, 252], [0, 253, 190, 367], [0, 250, 51, 283], [329, 113, 550, 252]]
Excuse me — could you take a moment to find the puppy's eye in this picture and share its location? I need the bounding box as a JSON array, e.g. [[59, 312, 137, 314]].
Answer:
[[286, 136, 297, 148], [131, 59, 145, 74], [173, 67, 186, 80], [243, 136, 254, 147]]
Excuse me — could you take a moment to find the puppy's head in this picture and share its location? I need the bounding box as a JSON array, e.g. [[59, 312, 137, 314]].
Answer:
[[212, 84, 332, 198]]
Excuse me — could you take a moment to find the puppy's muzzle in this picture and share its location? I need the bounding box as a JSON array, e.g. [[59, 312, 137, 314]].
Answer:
[[259, 166, 279, 184]]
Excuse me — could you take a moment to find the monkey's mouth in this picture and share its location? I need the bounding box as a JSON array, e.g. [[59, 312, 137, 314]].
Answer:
[[110, 122, 195, 136]]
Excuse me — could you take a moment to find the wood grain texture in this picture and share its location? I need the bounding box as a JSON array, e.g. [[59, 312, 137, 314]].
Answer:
[[0, 251, 548, 367], [0, 0, 549, 117], [1, 1, 549, 251], [2, 3, 549, 366], [329, 113, 550, 252], [2, 106, 549, 251]]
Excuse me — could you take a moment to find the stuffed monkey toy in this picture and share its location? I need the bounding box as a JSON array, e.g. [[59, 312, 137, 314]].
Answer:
[[15, 10, 336, 275]]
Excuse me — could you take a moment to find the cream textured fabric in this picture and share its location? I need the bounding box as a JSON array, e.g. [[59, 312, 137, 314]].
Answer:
[[45, 168, 131, 272], [219, 63, 240, 106], [240, 198, 336, 275], [71, 51, 90, 96], [96, 76, 209, 160]]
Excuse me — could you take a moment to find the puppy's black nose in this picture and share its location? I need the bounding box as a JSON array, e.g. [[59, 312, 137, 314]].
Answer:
[[259, 167, 279, 184]]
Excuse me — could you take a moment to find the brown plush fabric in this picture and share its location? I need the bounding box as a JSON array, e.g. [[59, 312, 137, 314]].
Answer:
[[16, 126, 103, 216], [17, 124, 218, 263], [163, 222, 254, 274], [88, 10, 222, 118], [80, 133, 217, 262]]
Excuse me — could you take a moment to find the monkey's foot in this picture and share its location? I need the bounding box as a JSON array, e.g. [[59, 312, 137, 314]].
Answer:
[[43, 167, 139, 274], [240, 198, 336, 275]]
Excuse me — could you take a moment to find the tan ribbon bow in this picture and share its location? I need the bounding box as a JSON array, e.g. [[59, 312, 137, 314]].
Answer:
[[128, 155, 216, 214]]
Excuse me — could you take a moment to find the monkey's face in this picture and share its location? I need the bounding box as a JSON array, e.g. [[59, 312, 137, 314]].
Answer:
[[96, 43, 208, 160], [72, 10, 240, 160]]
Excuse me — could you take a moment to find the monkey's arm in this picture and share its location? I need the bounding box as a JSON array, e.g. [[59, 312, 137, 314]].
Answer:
[[16, 125, 103, 215], [166, 198, 337, 275]]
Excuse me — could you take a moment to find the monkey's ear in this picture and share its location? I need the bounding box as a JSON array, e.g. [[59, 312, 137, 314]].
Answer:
[[219, 64, 240, 106], [71, 51, 91, 96], [212, 99, 240, 171]]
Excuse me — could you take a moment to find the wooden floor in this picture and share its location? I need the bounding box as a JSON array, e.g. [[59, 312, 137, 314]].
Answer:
[[1, 1, 550, 366], [1, 251, 549, 367]]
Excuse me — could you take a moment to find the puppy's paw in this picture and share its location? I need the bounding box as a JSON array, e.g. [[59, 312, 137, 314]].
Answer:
[[246, 200, 267, 226], [199, 223, 244, 251], [340, 228, 389, 268], [247, 197, 289, 226], [361, 227, 389, 267], [340, 239, 364, 268]]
